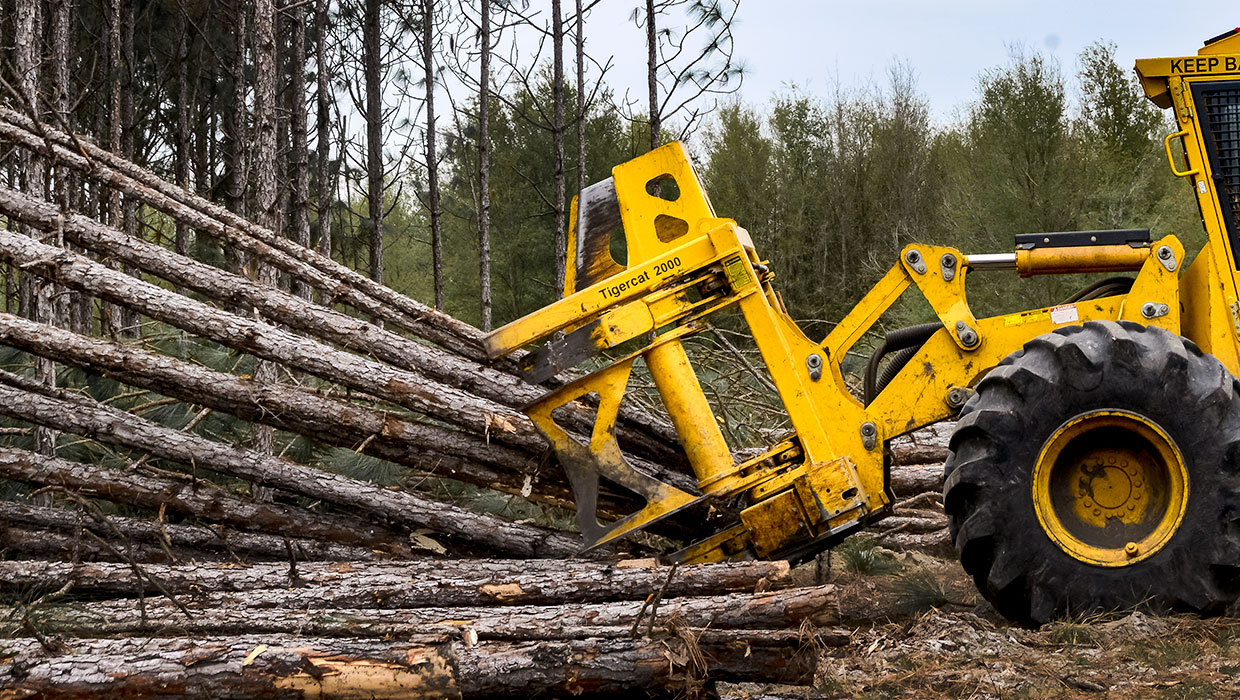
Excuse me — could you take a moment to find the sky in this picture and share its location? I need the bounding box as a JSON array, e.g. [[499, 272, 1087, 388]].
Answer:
[[580, 1, 1240, 125]]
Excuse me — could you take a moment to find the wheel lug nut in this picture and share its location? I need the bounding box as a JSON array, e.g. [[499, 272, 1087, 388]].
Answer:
[[1125, 542, 1140, 557]]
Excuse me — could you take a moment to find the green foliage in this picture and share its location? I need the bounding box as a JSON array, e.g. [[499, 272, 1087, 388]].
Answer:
[[890, 568, 952, 613], [703, 68, 942, 324], [835, 536, 900, 575]]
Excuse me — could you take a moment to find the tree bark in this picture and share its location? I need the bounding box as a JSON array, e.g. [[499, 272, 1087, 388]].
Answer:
[[15, 0, 55, 495], [25, 585, 839, 638], [576, 0, 586, 196], [478, 0, 492, 330], [116, 0, 140, 337], [552, 0, 567, 298], [0, 188, 686, 466], [0, 501, 381, 563], [175, 16, 192, 263], [314, 0, 333, 272], [225, 0, 250, 249], [363, 0, 384, 284], [0, 377, 585, 558], [0, 310, 676, 518], [289, 0, 311, 301], [646, 0, 659, 150], [890, 465, 945, 498], [0, 108, 488, 362], [0, 525, 209, 564], [424, 0, 442, 309], [0, 559, 792, 606], [0, 445, 408, 552], [0, 633, 816, 697], [251, 0, 280, 469], [0, 110, 480, 357], [0, 110, 686, 459], [0, 222, 540, 452]]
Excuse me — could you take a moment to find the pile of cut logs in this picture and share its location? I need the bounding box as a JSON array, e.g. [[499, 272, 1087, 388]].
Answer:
[[0, 106, 952, 696]]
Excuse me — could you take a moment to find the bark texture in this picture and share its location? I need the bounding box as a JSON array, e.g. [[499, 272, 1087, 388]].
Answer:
[[0, 559, 791, 605]]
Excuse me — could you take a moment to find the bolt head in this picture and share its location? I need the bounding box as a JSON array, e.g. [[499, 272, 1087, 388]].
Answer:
[[905, 250, 921, 264], [941, 254, 956, 268], [1158, 246, 1173, 260], [1125, 542, 1140, 557]]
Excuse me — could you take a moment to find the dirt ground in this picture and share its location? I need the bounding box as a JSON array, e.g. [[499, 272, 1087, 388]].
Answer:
[[722, 544, 1240, 700]]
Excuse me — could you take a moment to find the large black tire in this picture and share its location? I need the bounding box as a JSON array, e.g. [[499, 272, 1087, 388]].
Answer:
[[944, 321, 1240, 625]]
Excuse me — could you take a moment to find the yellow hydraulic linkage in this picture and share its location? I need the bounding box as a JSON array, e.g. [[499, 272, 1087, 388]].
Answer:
[[485, 141, 1185, 565]]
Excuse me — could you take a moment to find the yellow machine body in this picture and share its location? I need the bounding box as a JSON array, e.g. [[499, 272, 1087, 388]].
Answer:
[[485, 31, 1240, 566]]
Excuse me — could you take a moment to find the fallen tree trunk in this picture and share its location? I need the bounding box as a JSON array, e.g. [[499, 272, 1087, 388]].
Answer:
[[0, 377, 586, 558], [889, 422, 953, 466], [0, 110, 482, 361], [0, 525, 207, 564], [0, 559, 792, 606], [0, 226, 544, 454], [0, 189, 682, 469], [0, 113, 683, 459], [869, 515, 947, 534], [890, 465, 945, 497], [22, 585, 839, 638], [0, 446, 408, 552], [0, 312, 696, 509], [0, 633, 817, 697], [0, 501, 381, 562]]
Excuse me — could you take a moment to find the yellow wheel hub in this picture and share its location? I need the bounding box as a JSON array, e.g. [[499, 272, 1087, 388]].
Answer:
[[1032, 410, 1188, 567]]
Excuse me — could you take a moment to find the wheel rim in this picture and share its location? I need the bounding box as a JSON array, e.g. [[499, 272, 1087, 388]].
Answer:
[[1032, 410, 1189, 567]]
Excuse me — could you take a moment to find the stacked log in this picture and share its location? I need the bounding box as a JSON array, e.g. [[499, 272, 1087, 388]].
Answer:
[[0, 105, 693, 558], [1, 559, 843, 697]]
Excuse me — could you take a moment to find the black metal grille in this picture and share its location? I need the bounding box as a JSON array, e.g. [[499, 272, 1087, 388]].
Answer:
[[1195, 82, 1240, 267]]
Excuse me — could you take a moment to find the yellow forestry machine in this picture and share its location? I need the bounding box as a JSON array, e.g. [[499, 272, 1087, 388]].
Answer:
[[486, 30, 1240, 625]]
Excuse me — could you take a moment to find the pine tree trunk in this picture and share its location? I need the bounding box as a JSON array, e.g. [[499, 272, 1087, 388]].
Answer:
[[314, 0, 333, 275], [15, 0, 55, 507], [478, 0, 492, 330], [175, 16, 192, 266], [363, 0, 384, 284], [0, 445, 408, 552], [0, 633, 816, 697], [576, 0, 586, 196], [225, 0, 250, 278], [0, 307, 690, 517], [117, 0, 140, 337], [646, 0, 659, 150], [424, 0, 442, 309], [0, 559, 793, 605], [0, 500, 383, 563], [0, 108, 499, 361], [25, 585, 839, 638], [290, 1, 311, 300], [0, 376, 585, 557], [251, 0, 280, 492], [0, 169, 686, 469], [552, 0, 567, 298]]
